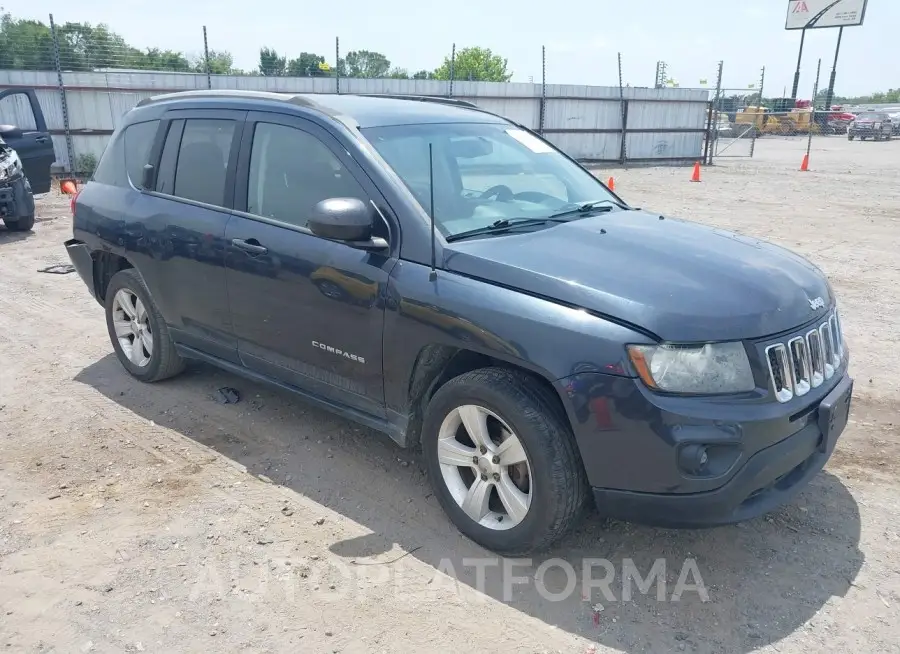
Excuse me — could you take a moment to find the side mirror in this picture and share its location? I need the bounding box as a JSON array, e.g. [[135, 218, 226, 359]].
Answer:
[[0, 124, 22, 139], [309, 198, 386, 250], [141, 164, 156, 191]]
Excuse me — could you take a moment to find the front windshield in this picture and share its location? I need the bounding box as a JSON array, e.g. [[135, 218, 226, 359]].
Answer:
[[361, 122, 618, 237]]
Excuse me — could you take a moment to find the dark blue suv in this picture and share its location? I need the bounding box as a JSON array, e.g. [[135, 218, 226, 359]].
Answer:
[[65, 91, 852, 553]]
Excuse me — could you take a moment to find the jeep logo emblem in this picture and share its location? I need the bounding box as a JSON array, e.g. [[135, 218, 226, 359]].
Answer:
[[808, 296, 825, 310]]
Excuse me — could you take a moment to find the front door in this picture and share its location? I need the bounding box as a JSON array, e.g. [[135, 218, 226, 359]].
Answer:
[[223, 112, 396, 416], [0, 89, 55, 193]]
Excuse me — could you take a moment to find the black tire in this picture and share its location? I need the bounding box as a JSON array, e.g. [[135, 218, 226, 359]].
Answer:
[[104, 268, 185, 382], [848, 134, 854, 141], [422, 367, 589, 554], [3, 213, 35, 231]]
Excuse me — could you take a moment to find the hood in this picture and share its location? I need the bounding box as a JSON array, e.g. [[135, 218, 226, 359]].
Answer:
[[443, 210, 833, 342]]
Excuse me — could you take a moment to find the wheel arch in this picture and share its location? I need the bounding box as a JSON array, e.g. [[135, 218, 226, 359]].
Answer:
[[92, 250, 135, 303], [403, 344, 572, 449]]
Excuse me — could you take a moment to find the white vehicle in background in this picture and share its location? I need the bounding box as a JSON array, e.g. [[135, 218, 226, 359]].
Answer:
[[886, 109, 900, 135], [708, 112, 734, 139]]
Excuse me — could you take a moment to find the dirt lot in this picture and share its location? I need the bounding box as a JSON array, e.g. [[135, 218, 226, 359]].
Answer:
[[1, 135, 899, 654]]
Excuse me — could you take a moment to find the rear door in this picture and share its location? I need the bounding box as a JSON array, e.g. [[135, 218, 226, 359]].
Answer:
[[136, 109, 246, 362], [0, 89, 55, 193]]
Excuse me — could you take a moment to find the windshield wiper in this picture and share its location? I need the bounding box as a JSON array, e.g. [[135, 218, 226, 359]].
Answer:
[[445, 217, 566, 242], [548, 199, 631, 221]]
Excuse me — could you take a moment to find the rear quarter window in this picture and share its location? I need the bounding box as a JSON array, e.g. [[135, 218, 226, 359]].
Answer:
[[92, 119, 160, 188], [91, 131, 126, 186], [124, 120, 161, 188]]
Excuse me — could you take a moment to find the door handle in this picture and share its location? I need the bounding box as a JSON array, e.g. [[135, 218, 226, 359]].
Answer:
[[231, 238, 268, 255], [35, 136, 49, 143]]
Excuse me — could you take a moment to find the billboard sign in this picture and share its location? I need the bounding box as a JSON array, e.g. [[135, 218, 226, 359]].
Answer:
[[785, 0, 868, 29]]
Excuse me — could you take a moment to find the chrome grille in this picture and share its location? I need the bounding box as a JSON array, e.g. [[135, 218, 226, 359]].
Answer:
[[766, 309, 844, 403]]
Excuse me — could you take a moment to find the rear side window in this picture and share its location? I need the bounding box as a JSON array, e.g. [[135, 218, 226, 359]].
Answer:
[[123, 120, 160, 188], [171, 119, 236, 207]]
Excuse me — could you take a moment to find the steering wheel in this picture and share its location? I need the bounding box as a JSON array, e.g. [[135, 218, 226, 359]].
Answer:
[[479, 185, 514, 202]]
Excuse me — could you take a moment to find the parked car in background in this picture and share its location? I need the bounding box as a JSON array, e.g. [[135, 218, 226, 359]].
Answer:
[[0, 88, 55, 231], [848, 112, 893, 141], [0, 89, 55, 194], [0, 135, 36, 231], [66, 91, 852, 554], [885, 108, 900, 135]]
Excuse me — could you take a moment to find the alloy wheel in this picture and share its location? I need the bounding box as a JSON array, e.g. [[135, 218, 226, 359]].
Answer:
[[111, 288, 153, 367], [437, 404, 532, 530]]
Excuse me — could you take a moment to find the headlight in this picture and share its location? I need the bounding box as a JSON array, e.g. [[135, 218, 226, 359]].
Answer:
[[627, 342, 755, 394]]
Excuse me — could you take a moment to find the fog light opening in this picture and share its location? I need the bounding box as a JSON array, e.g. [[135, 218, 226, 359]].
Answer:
[[680, 444, 709, 475]]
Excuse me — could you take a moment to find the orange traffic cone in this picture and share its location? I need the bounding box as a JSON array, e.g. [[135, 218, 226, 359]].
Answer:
[[800, 153, 809, 171], [606, 176, 615, 191], [690, 162, 701, 182], [60, 179, 77, 194]]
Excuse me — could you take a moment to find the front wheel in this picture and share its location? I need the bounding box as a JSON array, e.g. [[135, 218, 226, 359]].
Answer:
[[105, 268, 185, 382], [422, 368, 589, 554], [848, 134, 855, 141]]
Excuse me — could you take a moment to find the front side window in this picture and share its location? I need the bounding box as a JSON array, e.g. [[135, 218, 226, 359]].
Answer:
[[247, 122, 366, 228], [171, 119, 236, 207], [362, 122, 618, 237]]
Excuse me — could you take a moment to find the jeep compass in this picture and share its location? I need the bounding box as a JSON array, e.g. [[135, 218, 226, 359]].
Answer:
[[65, 91, 852, 554]]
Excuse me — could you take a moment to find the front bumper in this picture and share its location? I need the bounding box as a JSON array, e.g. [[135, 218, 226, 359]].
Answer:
[[0, 176, 35, 222], [557, 368, 853, 528]]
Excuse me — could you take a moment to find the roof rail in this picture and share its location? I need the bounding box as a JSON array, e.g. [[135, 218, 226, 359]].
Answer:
[[355, 93, 480, 109]]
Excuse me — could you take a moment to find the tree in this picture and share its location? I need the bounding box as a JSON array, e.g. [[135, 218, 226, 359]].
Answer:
[[143, 47, 191, 72], [258, 47, 286, 76], [340, 49, 391, 78], [287, 52, 328, 77], [412, 70, 431, 80], [0, 11, 195, 72], [0, 13, 56, 70], [387, 67, 410, 79], [193, 49, 235, 75], [432, 46, 511, 82]]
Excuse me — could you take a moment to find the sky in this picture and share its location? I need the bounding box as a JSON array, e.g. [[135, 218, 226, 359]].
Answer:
[[13, 0, 898, 97]]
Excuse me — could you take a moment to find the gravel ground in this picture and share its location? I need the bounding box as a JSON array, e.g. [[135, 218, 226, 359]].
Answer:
[[1, 135, 898, 654]]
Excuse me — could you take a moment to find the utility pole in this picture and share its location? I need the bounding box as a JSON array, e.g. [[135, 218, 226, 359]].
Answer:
[[790, 28, 806, 102], [822, 26, 844, 111]]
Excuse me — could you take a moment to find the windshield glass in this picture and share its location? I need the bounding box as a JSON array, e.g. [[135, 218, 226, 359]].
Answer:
[[361, 122, 618, 237], [857, 113, 885, 121]]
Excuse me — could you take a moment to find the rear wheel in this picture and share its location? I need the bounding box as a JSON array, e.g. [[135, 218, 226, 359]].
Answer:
[[422, 367, 589, 554], [105, 268, 185, 382], [2, 213, 35, 231]]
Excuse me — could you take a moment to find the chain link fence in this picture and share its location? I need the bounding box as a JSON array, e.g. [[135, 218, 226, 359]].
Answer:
[[2, 12, 783, 174]]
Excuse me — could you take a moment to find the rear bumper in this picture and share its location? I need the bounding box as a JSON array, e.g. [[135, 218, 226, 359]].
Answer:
[[64, 239, 96, 300]]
